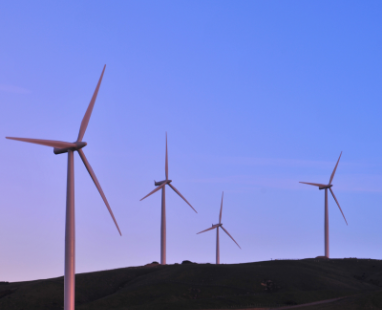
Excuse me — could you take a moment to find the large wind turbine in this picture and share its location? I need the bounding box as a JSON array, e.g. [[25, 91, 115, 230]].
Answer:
[[300, 152, 347, 258], [6, 65, 121, 310], [197, 192, 241, 264], [140, 133, 196, 265]]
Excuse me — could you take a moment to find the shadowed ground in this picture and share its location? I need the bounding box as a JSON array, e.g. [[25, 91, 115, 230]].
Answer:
[[1, 259, 382, 310]]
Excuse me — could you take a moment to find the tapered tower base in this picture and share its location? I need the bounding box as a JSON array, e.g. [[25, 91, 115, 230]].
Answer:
[[216, 227, 220, 264], [64, 151, 75, 310], [161, 186, 166, 265], [324, 188, 329, 258]]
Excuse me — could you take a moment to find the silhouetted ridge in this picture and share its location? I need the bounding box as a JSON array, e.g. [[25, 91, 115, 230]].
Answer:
[[1, 259, 382, 310]]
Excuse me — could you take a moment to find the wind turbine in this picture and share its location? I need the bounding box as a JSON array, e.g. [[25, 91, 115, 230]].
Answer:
[[6, 65, 121, 310], [299, 152, 347, 258], [140, 133, 197, 265], [197, 192, 241, 264]]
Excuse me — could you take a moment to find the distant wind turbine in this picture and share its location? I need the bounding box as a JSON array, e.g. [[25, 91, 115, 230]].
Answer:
[[197, 192, 241, 264], [6, 65, 121, 310], [299, 152, 347, 258], [140, 133, 197, 265]]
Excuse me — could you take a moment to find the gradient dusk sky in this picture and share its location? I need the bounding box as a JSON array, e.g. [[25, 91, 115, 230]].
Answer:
[[1, 1, 382, 282]]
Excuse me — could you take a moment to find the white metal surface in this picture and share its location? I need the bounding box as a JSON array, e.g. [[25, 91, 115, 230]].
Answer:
[[6, 65, 121, 310], [197, 192, 240, 264], [299, 152, 347, 258], [140, 133, 196, 265]]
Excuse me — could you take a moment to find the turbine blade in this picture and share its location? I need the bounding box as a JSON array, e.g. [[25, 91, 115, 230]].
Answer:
[[168, 183, 197, 213], [221, 226, 241, 249], [77, 65, 106, 142], [197, 226, 216, 234], [329, 152, 342, 184], [165, 132, 168, 180], [299, 182, 326, 187], [77, 149, 122, 235], [219, 191, 224, 224], [329, 188, 348, 225], [6, 137, 76, 149], [140, 183, 165, 201]]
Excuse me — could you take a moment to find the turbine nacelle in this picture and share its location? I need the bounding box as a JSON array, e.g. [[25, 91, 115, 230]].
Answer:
[[319, 184, 333, 190], [53, 141, 87, 155], [154, 180, 172, 186]]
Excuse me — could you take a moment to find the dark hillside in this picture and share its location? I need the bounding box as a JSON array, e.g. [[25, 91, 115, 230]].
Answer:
[[1, 259, 382, 310]]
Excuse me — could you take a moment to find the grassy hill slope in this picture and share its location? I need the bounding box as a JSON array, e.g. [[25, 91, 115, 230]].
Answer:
[[1, 259, 382, 310]]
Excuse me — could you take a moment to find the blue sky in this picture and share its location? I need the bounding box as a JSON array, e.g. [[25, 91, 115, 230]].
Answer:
[[1, 1, 382, 282]]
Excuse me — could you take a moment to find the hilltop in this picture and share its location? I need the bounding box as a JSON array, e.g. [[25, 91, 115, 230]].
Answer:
[[1, 258, 382, 310]]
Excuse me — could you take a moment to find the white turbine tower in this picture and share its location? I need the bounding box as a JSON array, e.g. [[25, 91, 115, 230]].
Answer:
[[140, 133, 197, 265], [6, 65, 121, 310], [300, 152, 347, 258], [197, 192, 241, 264]]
